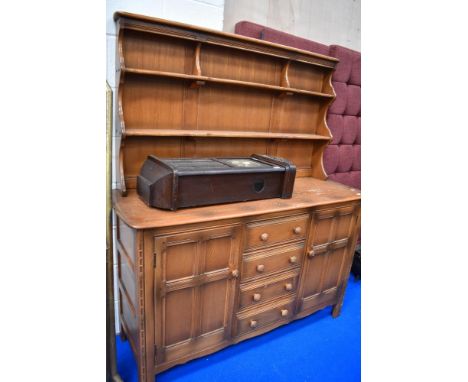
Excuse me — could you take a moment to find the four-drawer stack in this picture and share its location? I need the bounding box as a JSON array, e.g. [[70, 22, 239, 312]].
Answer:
[[235, 214, 309, 339]]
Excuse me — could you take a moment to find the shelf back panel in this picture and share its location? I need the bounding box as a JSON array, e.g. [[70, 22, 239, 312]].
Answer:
[[122, 29, 194, 74], [200, 44, 282, 86], [288, 61, 330, 93], [122, 75, 326, 135], [122, 76, 186, 130], [120, 136, 328, 189]]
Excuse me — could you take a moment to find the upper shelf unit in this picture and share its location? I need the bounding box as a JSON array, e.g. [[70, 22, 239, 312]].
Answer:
[[114, 12, 339, 194]]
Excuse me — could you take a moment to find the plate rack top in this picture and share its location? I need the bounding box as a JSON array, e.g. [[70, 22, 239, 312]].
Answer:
[[114, 12, 339, 195]]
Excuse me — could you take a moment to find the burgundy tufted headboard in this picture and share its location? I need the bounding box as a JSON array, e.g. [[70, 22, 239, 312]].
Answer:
[[324, 45, 361, 189], [235, 22, 361, 190]]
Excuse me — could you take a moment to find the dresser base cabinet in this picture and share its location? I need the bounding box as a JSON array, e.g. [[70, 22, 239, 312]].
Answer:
[[115, 179, 360, 382]]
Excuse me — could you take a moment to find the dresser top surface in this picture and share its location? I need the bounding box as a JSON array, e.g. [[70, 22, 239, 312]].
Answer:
[[114, 177, 361, 229]]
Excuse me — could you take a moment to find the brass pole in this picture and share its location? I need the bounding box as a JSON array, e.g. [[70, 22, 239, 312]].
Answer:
[[107, 82, 123, 382]]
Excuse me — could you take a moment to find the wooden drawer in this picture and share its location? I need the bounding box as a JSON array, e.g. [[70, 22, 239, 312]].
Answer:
[[242, 242, 304, 281], [236, 298, 295, 335], [245, 214, 308, 250], [238, 270, 298, 310]]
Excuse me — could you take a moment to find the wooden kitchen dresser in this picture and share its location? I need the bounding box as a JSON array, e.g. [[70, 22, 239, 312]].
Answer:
[[113, 12, 361, 382]]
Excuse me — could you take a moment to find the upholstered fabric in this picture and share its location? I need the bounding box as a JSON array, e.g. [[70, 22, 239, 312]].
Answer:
[[328, 171, 361, 190], [345, 85, 361, 116], [234, 21, 264, 39], [234, 22, 361, 190], [350, 55, 361, 86], [329, 45, 352, 82], [261, 28, 330, 56], [329, 81, 347, 114], [327, 45, 361, 189]]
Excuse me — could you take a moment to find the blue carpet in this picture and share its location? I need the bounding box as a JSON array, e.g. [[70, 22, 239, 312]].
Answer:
[[116, 276, 360, 382]]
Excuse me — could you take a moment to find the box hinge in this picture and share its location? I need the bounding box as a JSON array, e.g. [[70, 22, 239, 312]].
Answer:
[[153, 252, 157, 268]]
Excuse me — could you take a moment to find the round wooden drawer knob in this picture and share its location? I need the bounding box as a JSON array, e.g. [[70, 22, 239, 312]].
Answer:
[[293, 226, 302, 234], [231, 269, 239, 278], [256, 264, 265, 273], [280, 309, 288, 317], [250, 320, 258, 328], [284, 283, 293, 291], [260, 233, 269, 241], [253, 293, 261, 301], [307, 249, 315, 258], [289, 256, 297, 264]]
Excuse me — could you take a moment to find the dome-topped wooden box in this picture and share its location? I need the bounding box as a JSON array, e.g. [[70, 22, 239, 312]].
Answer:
[[137, 154, 296, 210]]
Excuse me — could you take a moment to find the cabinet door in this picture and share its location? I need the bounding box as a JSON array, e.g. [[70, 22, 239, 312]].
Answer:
[[297, 204, 359, 313], [154, 225, 241, 365]]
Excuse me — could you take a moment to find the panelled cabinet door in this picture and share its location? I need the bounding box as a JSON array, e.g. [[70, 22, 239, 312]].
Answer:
[[153, 225, 242, 365], [297, 204, 359, 313]]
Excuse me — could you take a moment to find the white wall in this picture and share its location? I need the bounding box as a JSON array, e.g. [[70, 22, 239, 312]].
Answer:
[[106, 0, 225, 333], [223, 0, 361, 51]]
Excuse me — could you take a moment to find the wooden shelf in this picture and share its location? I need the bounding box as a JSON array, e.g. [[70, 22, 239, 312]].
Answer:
[[124, 128, 331, 141], [116, 13, 338, 70], [122, 68, 335, 100]]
